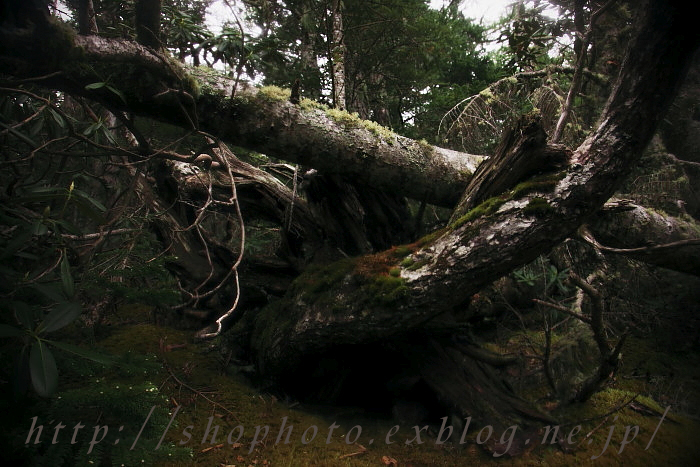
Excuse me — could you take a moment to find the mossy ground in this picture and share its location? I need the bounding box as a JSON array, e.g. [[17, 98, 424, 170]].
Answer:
[[8, 299, 700, 466]]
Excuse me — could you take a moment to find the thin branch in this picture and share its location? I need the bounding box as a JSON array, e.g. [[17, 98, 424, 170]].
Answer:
[[161, 359, 240, 422], [543, 310, 557, 394], [533, 299, 592, 324], [552, 0, 617, 142], [196, 142, 246, 339], [569, 271, 608, 354], [579, 224, 700, 254], [61, 228, 136, 240]]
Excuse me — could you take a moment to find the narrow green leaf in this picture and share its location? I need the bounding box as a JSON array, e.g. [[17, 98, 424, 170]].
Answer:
[[49, 340, 115, 366], [105, 85, 127, 104], [29, 117, 44, 137], [71, 188, 107, 212], [31, 220, 48, 236], [48, 108, 66, 128], [100, 125, 118, 145], [30, 341, 58, 397], [84, 82, 106, 90], [39, 302, 81, 334], [25, 186, 66, 195], [60, 252, 75, 298], [30, 283, 65, 303], [53, 219, 81, 235], [82, 122, 99, 136]]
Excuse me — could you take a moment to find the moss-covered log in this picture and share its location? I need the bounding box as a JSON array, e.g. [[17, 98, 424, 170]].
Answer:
[[0, 25, 482, 208], [1, 18, 696, 273], [249, 0, 698, 422]]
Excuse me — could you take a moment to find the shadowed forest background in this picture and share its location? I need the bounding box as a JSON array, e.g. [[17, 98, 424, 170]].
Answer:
[[1, 0, 700, 465]]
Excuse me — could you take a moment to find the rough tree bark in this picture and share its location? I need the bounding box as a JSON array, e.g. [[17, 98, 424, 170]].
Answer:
[[77, 0, 97, 35], [0, 27, 483, 207], [330, 0, 346, 110], [247, 0, 699, 431]]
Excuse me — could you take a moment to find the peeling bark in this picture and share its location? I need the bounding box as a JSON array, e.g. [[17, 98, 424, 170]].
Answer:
[[450, 115, 571, 221]]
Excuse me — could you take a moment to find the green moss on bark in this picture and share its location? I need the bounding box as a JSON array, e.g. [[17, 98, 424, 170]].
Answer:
[[450, 196, 507, 230], [523, 197, 555, 216], [510, 172, 566, 199]]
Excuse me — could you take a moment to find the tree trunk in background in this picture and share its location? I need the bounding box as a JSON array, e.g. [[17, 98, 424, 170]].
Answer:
[[135, 0, 162, 49], [330, 0, 346, 109], [295, 0, 323, 100], [78, 0, 98, 35]]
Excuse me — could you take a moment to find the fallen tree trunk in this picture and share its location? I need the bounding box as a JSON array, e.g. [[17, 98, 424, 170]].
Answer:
[[168, 142, 700, 279], [247, 0, 698, 427], [2, 20, 698, 273], [584, 201, 700, 276], [0, 27, 483, 207]]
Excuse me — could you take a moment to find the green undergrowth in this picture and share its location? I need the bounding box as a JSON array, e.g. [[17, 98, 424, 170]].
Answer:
[[4, 303, 699, 466], [480, 311, 700, 466], [300, 97, 329, 112], [539, 387, 700, 466], [258, 85, 292, 101]]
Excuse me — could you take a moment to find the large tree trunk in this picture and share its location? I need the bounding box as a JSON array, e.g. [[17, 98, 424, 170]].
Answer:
[[249, 0, 699, 427], [0, 24, 483, 208]]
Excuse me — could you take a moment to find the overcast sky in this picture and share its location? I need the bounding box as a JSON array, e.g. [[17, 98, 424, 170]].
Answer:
[[207, 0, 516, 33], [431, 0, 514, 24]]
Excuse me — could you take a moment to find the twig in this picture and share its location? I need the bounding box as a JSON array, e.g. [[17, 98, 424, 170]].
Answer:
[[339, 444, 367, 459], [533, 298, 592, 324], [161, 360, 240, 422], [579, 224, 700, 254]]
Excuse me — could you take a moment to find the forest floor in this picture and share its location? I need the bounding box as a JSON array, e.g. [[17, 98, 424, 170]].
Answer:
[[5, 300, 700, 466]]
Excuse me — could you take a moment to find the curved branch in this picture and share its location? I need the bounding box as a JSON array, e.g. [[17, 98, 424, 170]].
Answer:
[[583, 203, 700, 276]]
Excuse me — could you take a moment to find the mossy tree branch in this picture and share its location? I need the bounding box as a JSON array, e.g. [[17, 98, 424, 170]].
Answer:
[[251, 0, 699, 378], [0, 25, 482, 208]]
